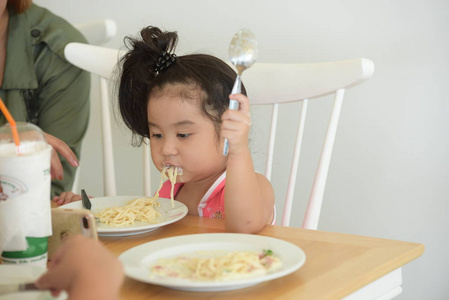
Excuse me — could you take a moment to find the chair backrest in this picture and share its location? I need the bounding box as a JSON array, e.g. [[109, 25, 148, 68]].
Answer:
[[65, 42, 374, 229], [69, 20, 118, 195], [64, 43, 153, 197], [74, 19, 117, 46], [242, 59, 374, 229]]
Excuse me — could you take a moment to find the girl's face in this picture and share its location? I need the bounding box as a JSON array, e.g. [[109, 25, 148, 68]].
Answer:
[[147, 84, 227, 184]]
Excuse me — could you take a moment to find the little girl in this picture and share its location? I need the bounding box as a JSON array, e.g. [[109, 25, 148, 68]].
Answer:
[[54, 26, 275, 233]]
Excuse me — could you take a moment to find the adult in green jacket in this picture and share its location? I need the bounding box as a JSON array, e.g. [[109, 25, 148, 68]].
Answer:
[[0, 0, 90, 198]]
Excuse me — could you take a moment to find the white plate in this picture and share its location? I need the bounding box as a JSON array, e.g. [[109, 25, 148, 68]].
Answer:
[[0, 265, 45, 286], [0, 265, 66, 300], [118, 233, 306, 292], [0, 291, 62, 300], [60, 196, 188, 236]]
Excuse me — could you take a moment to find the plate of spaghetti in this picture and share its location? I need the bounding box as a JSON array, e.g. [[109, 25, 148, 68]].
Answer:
[[60, 165, 187, 236], [118, 233, 306, 292], [59, 196, 188, 236]]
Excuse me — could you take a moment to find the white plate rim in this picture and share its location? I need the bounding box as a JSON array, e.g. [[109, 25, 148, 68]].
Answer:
[[59, 196, 188, 236], [0, 265, 60, 300], [118, 233, 306, 292], [0, 264, 45, 285], [0, 291, 59, 300]]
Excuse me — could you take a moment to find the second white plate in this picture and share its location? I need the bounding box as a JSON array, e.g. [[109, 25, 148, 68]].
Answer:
[[60, 196, 188, 236], [119, 233, 306, 292], [0, 265, 66, 300]]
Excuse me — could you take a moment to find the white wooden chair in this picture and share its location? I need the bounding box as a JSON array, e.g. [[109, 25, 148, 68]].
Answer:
[[65, 43, 402, 300], [64, 44, 402, 299], [74, 19, 117, 46], [235, 59, 402, 300], [64, 45, 403, 299], [65, 42, 375, 225], [242, 61, 403, 300], [242, 60, 374, 228], [65, 44, 402, 299], [70, 20, 118, 194], [64, 43, 153, 197]]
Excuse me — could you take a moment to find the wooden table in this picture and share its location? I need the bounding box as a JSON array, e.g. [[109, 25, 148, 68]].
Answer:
[[100, 215, 424, 300]]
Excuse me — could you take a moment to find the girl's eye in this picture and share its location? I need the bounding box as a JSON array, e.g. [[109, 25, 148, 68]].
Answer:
[[177, 133, 191, 138], [151, 133, 163, 139]]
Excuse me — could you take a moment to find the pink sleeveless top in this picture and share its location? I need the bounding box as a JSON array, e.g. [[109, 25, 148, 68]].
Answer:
[[158, 172, 226, 219]]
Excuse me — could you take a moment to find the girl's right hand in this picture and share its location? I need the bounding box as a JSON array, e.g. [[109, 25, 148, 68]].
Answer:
[[52, 191, 82, 205], [221, 93, 252, 155]]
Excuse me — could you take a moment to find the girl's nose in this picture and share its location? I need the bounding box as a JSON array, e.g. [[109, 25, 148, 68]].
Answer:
[[161, 137, 178, 156]]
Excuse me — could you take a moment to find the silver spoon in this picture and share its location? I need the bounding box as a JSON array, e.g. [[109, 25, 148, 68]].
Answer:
[[223, 28, 258, 156]]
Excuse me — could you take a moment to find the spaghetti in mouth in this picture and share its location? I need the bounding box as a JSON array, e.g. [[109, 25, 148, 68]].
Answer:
[[95, 165, 182, 226], [160, 165, 182, 204], [161, 165, 183, 176]]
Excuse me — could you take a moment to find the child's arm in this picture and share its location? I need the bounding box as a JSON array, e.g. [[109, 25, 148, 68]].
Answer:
[[52, 191, 82, 205], [221, 93, 275, 233]]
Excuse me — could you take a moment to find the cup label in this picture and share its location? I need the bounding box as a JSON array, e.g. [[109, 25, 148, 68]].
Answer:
[[1, 253, 48, 265], [0, 176, 28, 201]]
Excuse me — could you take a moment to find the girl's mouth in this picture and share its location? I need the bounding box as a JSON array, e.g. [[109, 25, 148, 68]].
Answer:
[[162, 164, 183, 176]]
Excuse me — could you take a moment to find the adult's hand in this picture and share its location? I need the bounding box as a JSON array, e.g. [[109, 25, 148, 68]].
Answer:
[[35, 235, 124, 299], [44, 133, 79, 180]]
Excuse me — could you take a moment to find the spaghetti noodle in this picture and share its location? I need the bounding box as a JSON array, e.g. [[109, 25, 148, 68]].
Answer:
[[96, 165, 182, 226], [96, 197, 161, 226], [151, 249, 282, 281], [153, 165, 181, 208]]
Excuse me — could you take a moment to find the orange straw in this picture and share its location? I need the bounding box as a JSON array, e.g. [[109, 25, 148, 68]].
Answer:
[[0, 97, 21, 155]]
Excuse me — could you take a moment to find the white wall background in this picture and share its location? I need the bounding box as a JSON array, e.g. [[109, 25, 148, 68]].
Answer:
[[35, 0, 449, 299]]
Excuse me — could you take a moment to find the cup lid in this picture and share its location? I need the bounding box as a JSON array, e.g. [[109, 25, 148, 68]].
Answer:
[[0, 122, 47, 155]]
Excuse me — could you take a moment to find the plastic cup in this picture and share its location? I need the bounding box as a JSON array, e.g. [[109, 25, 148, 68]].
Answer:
[[0, 123, 52, 267]]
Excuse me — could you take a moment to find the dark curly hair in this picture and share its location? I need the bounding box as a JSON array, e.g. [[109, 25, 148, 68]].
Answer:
[[117, 26, 246, 146]]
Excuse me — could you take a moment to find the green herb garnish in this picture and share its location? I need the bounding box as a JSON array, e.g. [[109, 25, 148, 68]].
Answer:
[[262, 249, 273, 256]]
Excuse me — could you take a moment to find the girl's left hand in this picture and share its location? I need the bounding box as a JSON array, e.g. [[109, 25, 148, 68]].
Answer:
[[221, 93, 252, 155], [52, 191, 82, 205]]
